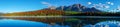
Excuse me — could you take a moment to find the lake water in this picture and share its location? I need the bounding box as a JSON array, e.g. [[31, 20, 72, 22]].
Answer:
[[0, 17, 70, 27], [83, 21, 120, 27], [0, 16, 120, 27]]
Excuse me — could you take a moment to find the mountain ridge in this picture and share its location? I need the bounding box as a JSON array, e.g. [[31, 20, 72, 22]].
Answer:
[[56, 4, 101, 12]]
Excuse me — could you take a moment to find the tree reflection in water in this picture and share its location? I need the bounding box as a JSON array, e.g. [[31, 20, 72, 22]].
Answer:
[[1, 17, 120, 27]]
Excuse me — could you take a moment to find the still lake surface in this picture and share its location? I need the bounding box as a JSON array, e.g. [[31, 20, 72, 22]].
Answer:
[[0, 16, 120, 27], [0, 17, 70, 27]]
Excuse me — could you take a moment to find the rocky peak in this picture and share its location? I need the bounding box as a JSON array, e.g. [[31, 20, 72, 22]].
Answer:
[[53, 4, 101, 12]]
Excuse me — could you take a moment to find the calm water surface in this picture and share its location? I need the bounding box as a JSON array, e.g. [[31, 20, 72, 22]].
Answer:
[[0, 16, 120, 27], [0, 17, 69, 27]]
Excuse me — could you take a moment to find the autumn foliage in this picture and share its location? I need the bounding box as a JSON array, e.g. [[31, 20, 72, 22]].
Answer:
[[4, 9, 65, 16]]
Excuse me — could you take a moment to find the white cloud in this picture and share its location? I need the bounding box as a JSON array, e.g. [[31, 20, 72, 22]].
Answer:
[[99, 3, 102, 4], [88, 2, 92, 5], [111, 3, 114, 5], [104, 5, 110, 9], [106, 2, 114, 5], [41, 2, 50, 4], [41, 1, 52, 7], [92, 3, 110, 9], [107, 2, 111, 4]]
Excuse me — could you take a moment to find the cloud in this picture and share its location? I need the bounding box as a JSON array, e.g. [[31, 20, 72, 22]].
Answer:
[[111, 3, 114, 5], [104, 5, 110, 9], [88, 2, 92, 5], [41, 1, 52, 7], [92, 3, 110, 9], [106, 2, 114, 5], [107, 2, 111, 4], [41, 2, 50, 4]]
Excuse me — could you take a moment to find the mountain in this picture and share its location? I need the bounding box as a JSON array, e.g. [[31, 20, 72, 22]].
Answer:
[[3, 4, 103, 16], [56, 4, 101, 12]]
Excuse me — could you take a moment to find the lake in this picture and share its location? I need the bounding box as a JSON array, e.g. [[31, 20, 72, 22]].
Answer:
[[0, 16, 120, 27], [0, 17, 70, 27]]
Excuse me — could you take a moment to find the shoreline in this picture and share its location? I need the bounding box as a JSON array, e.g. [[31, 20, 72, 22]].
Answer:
[[0, 16, 120, 18]]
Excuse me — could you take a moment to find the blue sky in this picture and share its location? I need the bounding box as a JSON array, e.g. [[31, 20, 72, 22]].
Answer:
[[0, 0, 120, 13]]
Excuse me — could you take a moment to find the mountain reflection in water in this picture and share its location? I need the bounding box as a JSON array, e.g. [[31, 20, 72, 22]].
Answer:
[[0, 16, 120, 27], [83, 21, 120, 27], [0, 18, 69, 27]]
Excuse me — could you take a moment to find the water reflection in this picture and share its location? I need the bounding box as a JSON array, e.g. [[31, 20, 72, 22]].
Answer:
[[0, 19, 69, 27], [0, 17, 120, 27], [83, 21, 120, 27]]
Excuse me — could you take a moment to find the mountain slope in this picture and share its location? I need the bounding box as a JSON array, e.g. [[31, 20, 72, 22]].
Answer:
[[56, 4, 101, 12]]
